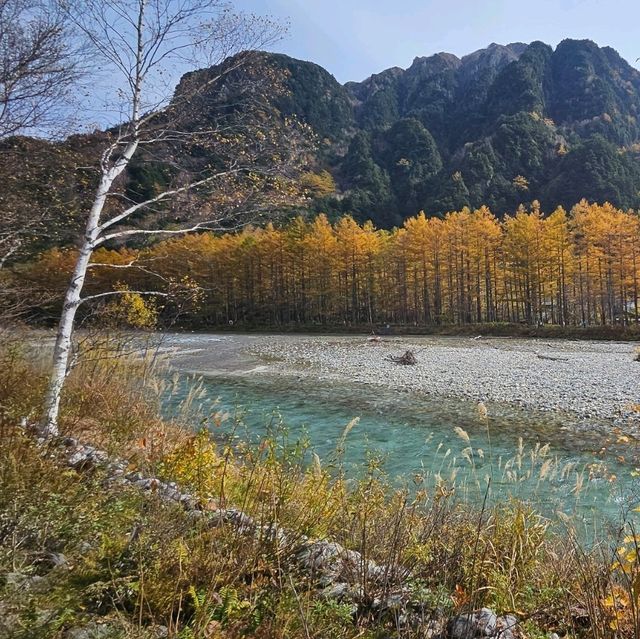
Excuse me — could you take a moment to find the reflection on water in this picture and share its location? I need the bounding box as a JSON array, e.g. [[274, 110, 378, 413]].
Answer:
[[162, 372, 640, 533]]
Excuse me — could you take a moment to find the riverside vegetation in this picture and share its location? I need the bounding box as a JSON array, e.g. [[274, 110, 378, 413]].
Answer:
[[12, 201, 640, 332], [4, 7, 640, 635], [2, 333, 640, 638]]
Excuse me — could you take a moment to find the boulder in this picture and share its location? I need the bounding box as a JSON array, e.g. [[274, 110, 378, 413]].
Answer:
[[448, 608, 497, 638]]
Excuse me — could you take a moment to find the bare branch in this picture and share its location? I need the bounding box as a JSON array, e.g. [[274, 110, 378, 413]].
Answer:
[[0, 0, 83, 138], [96, 168, 244, 234], [87, 259, 169, 281], [80, 288, 168, 304]]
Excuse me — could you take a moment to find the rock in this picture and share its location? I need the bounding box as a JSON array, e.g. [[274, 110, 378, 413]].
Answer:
[[67, 448, 93, 469], [134, 477, 160, 491], [295, 540, 363, 584], [179, 494, 198, 510], [448, 608, 497, 638], [64, 623, 115, 639], [206, 508, 254, 530], [448, 614, 475, 639], [4, 571, 47, 593], [256, 523, 288, 547], [46, 552, 68, 568], [494, 614, 518, 639], [321, 582, 352, 600], [223, 508, 254, 529], [374, 589, 410, 612], [67, 446, 108, 470], [420, 618, 445, 638]]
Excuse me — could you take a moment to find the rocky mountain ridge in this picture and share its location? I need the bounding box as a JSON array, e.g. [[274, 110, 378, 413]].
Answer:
[[249, 38, 640, 225]]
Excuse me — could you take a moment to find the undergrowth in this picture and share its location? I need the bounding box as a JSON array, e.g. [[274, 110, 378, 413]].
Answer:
[[0, 332, 639, 638]]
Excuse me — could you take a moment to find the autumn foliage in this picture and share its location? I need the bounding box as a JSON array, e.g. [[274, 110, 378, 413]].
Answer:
[[20, 200, 640, 328]]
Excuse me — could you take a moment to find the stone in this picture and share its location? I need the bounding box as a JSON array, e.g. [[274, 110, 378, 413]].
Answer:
[[67, 446, 107, 470], [136, 477, 163, 491], [375, 590, 409, 612], [321, 582, 351, 599], [64, 623, 115, 639], [256, 523, 288, 546], [422, 619, 444, 638], [495, 614, 518, 639], [448, 614, 475, 639], [67, 448, 93, 469], [4, 571, 47, 593], [448, 608, 497, 638], [47, 552, 68, 568], [223, 508, 254, 529], [295, 540, 364, 584], [475, 608, 498, 636]]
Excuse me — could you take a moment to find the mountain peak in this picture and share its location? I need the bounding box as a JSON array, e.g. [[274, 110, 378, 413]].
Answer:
[[409, 51, 461, 71]]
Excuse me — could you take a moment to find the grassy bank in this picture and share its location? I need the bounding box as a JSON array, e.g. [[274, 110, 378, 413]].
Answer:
[[1, 334, 639, 638]]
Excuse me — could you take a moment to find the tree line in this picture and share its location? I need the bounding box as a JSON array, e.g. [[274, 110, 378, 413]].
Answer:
[[21, 200, 640, 329]]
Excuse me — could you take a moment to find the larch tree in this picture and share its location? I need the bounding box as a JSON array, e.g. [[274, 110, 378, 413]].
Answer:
[[41, 0, 308, 437], [23, 204, 640, 331]]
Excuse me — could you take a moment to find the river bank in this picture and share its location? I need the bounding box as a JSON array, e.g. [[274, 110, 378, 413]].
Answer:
[[158, 333, 640, 425], [177, 322, 640, 340]]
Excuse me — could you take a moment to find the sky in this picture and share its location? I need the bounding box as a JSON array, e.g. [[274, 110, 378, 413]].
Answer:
[[236, 0, 640, 83]]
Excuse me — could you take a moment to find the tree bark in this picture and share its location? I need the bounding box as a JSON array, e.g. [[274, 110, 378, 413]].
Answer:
[[41, 140, 138, 437]]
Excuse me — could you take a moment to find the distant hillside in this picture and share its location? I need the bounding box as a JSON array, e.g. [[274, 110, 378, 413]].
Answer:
[[4, 38, 640, 256]]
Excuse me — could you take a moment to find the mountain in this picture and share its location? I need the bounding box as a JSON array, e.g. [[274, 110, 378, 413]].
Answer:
[[4, 38, 640, 258], [238, 39, 640, 226]]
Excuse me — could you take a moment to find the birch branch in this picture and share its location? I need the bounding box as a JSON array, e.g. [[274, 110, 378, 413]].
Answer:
[[96, 169, 242, 234], [80, 289, 168, 304], [86, 261, 169, 281]]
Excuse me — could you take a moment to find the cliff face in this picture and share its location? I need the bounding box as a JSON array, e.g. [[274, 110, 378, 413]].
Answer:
[[244, 39, 640, 223]]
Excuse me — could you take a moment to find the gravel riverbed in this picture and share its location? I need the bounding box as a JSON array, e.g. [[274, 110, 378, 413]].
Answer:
[[241, 334, 640, 423], [158, 332, 640, 424]]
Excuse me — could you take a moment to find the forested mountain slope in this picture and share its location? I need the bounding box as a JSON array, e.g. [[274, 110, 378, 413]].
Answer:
[[3, 38, 640, 257], [251, 40, 640, 226]]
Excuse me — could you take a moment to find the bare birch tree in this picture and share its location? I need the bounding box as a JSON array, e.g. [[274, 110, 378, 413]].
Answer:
[[40, 0, 306, 436], [0, 0, 82, 268], [0, 0, 80, 138]]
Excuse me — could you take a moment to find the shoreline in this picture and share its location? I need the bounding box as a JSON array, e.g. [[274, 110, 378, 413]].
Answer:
[[165, 322, 640, 342], [160, 333, 640, 426]]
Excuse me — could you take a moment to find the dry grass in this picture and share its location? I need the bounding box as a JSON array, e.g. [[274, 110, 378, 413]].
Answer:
[[1, 334, 640, 638]]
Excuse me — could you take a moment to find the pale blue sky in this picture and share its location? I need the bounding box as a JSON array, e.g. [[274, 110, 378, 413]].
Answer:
[[238, 0, 640, 82]]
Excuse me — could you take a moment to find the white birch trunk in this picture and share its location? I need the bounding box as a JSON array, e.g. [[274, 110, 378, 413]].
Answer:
[[40, 140, 138, 437], [38, 0, 270, 437]]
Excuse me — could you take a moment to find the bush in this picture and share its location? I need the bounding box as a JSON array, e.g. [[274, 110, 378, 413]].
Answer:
[[1, 336, 640, 638]]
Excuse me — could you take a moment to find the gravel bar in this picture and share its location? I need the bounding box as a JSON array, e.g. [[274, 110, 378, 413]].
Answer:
[[242, 334, 640, 423]]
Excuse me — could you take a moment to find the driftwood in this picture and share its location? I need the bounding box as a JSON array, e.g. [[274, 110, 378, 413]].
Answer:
[[536, 352, 569, 362], [388, 350, 418, 365]]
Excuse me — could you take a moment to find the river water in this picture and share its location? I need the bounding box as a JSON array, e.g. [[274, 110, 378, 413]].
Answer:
[[156, 333, 640, 534]]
